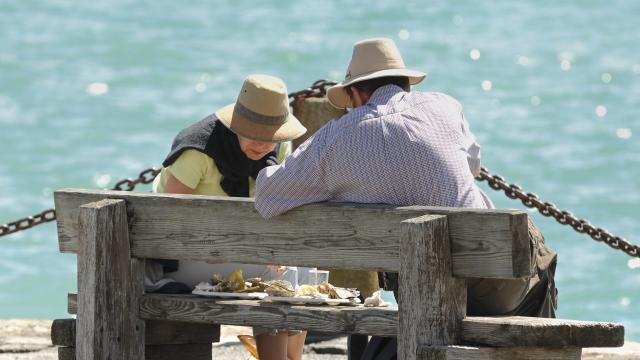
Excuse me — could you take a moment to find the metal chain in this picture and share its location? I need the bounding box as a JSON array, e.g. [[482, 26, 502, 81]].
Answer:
[[3, 79, 638, 259], [0, 209, 56, 237], [0, 79, 336, 239], [0, 167, 161, 237], [476, 167, 639, 258], [288, 79, 337, 106]]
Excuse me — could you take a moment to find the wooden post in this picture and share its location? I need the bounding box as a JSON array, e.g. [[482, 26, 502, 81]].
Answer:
[[398, 215, 466, 360], [77, 199, 145, 359], [292, 96, 346, 149]]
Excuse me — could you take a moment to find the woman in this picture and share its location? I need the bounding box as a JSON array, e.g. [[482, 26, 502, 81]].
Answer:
[[151, 74, 308, 360]]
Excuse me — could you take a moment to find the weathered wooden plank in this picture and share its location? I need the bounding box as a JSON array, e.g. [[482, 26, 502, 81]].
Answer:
[[55, 189, 531, 278], [76, 199, 145, 359], [146, 344, 212, 360], [144, 320, 220, 345], [139, 294, 399, 337], [418, 345, 581, 360], [58, 346, 75, 360], [399, 215, 467, 360], [51, 319, 76, 347], [56, 344, 213, 360], [52, 318, 220, 346], [462, 316, 625, 348], [67, 293, 624, 349]]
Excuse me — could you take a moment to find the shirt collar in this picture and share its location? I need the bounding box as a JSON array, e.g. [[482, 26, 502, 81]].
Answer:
[[367, 84, 405, 106]]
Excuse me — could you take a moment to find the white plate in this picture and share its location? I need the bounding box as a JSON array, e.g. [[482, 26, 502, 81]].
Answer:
[[192, 290, 268, 299], [261, 296, 360, 306]]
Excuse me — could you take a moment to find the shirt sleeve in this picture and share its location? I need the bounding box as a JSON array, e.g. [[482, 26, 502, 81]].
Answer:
[[254, 130, 333, 219], [166, 149, 208, 189], [460, 110, 482, 178]]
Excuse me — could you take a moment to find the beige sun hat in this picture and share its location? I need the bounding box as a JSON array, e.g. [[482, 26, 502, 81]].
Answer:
[[215, 74, 307, 142], [327, 38, 427, 109]]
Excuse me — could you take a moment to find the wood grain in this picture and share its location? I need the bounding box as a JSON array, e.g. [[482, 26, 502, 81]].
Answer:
[[55, 189, 531, 278], [140, 294, 399, 337], [52, 318, 220, 346], [76, 199, 145, 359], [67, 293, 624, 348], [462, 316, 624, 348], [56, 344, 213, 360], [398, 215, 466, 360], [418, 345, 581, 360]]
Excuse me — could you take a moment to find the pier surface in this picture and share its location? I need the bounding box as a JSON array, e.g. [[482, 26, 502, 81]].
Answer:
[[1, 320, 638, 359]]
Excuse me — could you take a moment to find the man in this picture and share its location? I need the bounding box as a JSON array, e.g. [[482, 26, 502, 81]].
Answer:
[[255, 38, 557, 359]]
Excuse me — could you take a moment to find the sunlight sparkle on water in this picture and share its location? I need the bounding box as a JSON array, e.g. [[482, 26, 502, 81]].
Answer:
[[629, 258, 640, 270], [515, 55, 529, 66], [195, 82, 207, 93], [595, 105, 607, 117], [601, 73, 612, 83], [86, 82, 109, 96], [616, 128, 632, 140], [558, 51, 574, 71], [481, 80, 492, 91], [93, 174, 111, 188], [469, 49, 480, 61], [398, 29, 410, 40], [531, 96, 541, 106]]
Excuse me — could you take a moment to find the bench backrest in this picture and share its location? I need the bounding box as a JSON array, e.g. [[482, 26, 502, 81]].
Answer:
[[55, 188, 532, 279]]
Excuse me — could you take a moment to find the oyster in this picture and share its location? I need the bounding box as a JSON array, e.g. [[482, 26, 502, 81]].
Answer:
[[297, 284, 325, 298], [317, 283, 359, 299], [211, 273, 225, 285], [237, 278, 267, 293], [263, 280, 295, 297]]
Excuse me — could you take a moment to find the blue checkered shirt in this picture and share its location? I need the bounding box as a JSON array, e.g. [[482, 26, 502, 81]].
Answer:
[[255, 84, 494, 218]]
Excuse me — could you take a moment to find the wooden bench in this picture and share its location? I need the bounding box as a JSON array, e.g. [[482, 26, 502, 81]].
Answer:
[[52, 188, 625, 359]]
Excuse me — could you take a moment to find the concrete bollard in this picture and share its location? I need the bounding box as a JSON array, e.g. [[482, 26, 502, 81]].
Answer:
[[292, 97, 346, 149]]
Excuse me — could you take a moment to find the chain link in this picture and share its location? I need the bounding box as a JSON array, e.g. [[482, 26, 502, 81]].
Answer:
[[0, 167, 161, 238], [2, 79, 639, 260], [476, 167, 639, 258], [0, 78, 337, 238], [288, 79, 337, 106]]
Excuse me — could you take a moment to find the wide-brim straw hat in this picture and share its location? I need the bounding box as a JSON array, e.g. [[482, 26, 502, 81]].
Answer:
[[215, 74, 307, 142], [327, 38, 427, 109]]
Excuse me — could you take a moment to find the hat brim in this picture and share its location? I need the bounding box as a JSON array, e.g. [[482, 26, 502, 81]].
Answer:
[[215, 103, 307, 143], [327, 68, 427, 109]]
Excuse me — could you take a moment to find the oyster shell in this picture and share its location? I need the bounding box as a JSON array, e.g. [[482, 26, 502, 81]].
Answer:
[[263, 280, 295, 297]]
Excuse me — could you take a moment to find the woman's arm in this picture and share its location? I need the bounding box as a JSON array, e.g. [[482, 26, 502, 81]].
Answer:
[[163, 173, 195, 194]]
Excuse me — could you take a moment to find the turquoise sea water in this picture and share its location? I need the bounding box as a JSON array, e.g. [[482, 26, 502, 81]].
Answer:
[[1, 0, 638, 340]]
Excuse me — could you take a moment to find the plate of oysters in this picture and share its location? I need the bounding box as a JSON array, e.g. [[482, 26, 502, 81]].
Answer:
[[192, 270, 360, 306], [261, 283, 361, 306], [192, 270, 271, 299]]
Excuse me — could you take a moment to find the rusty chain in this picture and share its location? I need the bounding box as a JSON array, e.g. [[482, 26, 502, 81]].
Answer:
[[2, 79, 638, 260], [0, 167, 161, 238], [476, 167, 639, 258], [288, 79, 337, 106], [0, 79, 337, 238]]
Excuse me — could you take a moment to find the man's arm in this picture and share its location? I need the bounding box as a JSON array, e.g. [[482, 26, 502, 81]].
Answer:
[[460, 111, 482, 178], [255, 130, 333, 219]]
